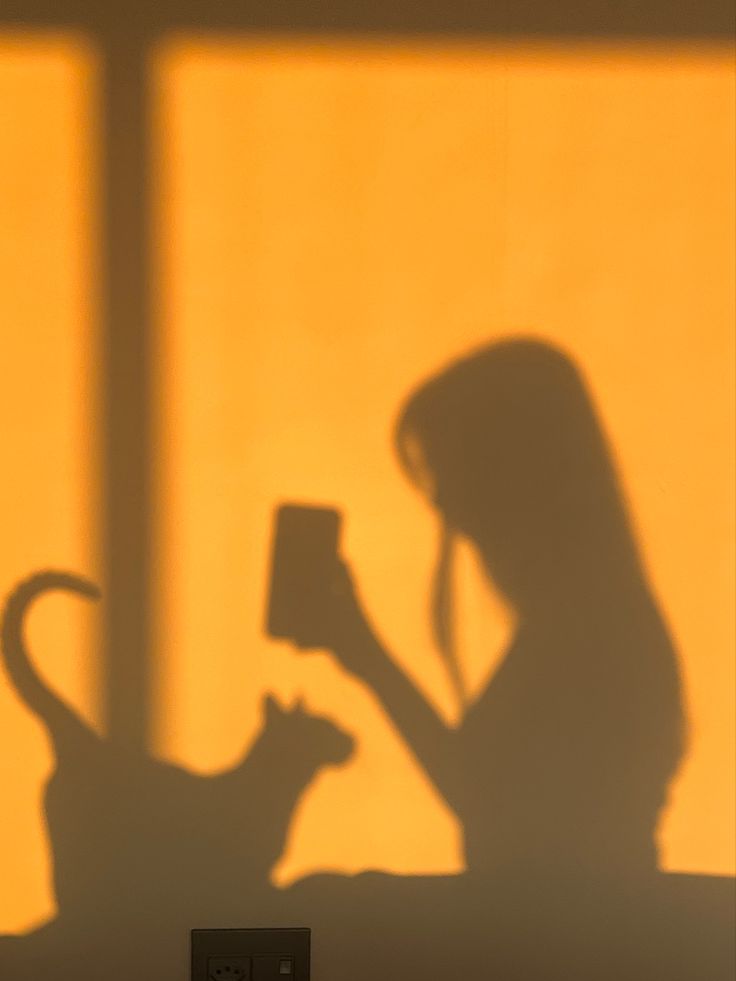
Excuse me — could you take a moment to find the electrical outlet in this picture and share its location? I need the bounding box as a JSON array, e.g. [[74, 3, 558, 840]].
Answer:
[[208, 955, 251, 981], [192, 928, 310, 981]]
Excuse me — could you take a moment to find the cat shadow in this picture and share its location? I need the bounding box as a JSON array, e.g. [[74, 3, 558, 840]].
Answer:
[[0, 575, 354, 979]]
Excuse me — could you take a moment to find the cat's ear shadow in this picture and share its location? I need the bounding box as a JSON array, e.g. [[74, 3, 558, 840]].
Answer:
[[263, 692, 286, 723]]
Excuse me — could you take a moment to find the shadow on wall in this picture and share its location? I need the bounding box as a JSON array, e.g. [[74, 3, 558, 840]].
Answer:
[[0, 340, 734, 981]]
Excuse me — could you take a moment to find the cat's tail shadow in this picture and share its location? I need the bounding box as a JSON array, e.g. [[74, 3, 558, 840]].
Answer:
[[2, 570, 101, 734]]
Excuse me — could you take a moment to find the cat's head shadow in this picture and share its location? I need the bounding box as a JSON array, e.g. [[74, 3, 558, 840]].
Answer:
[[262, 693, 355, 769]]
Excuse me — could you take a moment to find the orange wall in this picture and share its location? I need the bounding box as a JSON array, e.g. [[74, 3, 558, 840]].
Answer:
[[153, 39, 735, 884], [0, 36, 100, 932], [0, 34, 732, 935]]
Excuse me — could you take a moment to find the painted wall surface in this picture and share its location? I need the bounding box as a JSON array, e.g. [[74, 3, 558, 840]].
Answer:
[[0, 37, 100, 934], [0, 32, 733, 981], [153, 39, 735, 882]]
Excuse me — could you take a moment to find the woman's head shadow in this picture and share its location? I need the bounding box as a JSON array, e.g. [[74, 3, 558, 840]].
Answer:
[[396, 338, 648, 614]]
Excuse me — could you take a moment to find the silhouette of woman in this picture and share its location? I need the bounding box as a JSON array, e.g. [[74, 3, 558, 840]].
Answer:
[[319, 339, 685, 880]]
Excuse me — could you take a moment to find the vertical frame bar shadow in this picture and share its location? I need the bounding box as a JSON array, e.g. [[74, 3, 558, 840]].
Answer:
[[102, 30, 151, 751]]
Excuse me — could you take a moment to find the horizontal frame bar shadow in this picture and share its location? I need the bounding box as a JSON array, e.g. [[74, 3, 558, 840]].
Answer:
[[0, 0, 733, 39]]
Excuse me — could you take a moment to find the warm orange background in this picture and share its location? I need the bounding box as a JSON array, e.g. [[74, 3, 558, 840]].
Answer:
[[0, 34, 732, 936], [153, 40, 735, 886], [0, 37, 100, 932]]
